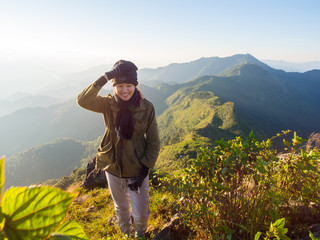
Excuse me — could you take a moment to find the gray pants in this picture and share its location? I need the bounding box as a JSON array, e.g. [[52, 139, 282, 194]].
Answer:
[[106, 172, 150, 236]]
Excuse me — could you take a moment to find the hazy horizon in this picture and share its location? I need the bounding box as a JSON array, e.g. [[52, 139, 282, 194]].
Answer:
[[1, 54, 320, 100], [1, 0, 320, 99]]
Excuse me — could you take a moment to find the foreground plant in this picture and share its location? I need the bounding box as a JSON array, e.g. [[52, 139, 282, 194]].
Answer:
[[255, 218, 290, 240], [0, 156, 88, 240], [180, 131, 320, 239]]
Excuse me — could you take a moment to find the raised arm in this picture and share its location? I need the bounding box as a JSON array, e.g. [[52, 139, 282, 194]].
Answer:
[[76, 65, 123, 112], [76, 75, 109, 113]]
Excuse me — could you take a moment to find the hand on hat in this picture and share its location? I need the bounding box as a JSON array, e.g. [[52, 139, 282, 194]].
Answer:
[[93, 60, 138, 88], [105, 67, 119, 80], [105, 61, 137, 80]]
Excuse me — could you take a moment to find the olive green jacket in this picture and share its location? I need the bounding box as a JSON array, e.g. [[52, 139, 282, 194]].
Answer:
[[77, 83, 160, 178]]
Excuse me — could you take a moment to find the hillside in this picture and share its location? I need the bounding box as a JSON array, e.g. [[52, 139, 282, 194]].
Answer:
[[156, 90, 241, 170], [4, 137, 99, 189], [0, 99, 105, 156], [213, 65, 320, 136], [177, 64, 320, 136]]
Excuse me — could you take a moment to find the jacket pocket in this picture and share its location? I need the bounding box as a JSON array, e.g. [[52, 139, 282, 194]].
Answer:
[[96, 142, 115, 169]]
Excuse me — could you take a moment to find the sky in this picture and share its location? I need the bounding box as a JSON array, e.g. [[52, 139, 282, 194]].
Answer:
[[1, 0, 320, 97]]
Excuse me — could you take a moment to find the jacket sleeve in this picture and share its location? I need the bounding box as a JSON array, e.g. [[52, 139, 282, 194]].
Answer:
[[76, 82, 108, 113], [140, 104, 160, 169]]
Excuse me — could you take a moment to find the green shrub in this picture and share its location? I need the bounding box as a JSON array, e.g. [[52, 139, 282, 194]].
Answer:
[[180, 131, 320, 239]]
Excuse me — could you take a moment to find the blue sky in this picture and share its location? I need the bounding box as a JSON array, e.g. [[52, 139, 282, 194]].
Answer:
[[1, 0, 319, 67], [0, 0, 320, 95]]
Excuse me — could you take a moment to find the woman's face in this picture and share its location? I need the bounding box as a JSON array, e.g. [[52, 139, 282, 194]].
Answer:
[[114, 83, 136, 101]]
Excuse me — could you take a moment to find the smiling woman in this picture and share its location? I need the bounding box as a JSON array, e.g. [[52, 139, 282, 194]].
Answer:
[[77, 59, 160, 238]]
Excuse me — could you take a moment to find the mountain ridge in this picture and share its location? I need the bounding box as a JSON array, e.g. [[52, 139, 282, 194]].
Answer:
[[138, 53, 268, 86], [0, 94, 64, 117], [2, 54, 320, 188]]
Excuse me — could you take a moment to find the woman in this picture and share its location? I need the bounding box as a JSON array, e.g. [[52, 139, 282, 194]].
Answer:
[[77, 60, 160, 238]]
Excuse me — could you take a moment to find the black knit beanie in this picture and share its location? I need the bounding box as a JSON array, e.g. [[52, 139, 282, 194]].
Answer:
[[112, 60, 138, 86]]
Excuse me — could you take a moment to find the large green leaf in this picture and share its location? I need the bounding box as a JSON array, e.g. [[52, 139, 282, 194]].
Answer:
[[1, 186, 77, 240], [50, 221, 88, 240]]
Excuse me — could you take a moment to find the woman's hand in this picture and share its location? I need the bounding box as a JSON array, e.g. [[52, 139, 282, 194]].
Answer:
[[128, 164, 149, 192], [105, 61, 136, 80]]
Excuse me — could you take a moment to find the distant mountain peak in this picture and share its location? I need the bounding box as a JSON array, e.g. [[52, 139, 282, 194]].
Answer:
[[138, 53, 270, 86]]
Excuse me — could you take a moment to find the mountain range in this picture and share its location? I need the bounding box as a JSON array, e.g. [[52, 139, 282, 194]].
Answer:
[[262, 59, 320, 73], [138, 54, 269, 86], [0, 93, 64, 117], [2, 54, 320, 188]]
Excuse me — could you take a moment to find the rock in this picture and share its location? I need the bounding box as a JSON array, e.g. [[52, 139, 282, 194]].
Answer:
[[152, 213, 188, 240]]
